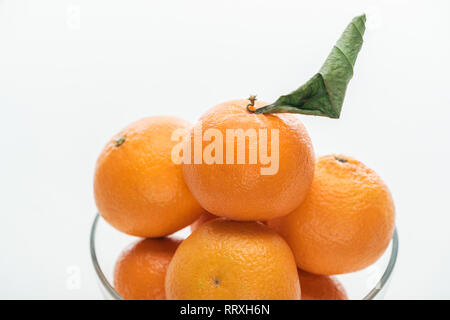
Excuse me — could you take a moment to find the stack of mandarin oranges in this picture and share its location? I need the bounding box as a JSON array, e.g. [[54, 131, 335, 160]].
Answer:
[[94, 99, 395, 300]]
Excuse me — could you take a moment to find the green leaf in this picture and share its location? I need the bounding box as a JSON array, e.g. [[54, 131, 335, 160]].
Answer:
[[251, 14, 366, 118]]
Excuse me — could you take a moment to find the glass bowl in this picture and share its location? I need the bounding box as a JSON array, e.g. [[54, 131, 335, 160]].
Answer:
[[90, 213, 398, 300]]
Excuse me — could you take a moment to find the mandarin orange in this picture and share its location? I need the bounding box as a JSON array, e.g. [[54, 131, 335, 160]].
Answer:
[[94, 116, 205, 237], [165, 219, 301, 300], [182, 99, 315, 221], [298, 270, 347, 300], [114, 237, 181, 300], [268, 154, 395, 275]]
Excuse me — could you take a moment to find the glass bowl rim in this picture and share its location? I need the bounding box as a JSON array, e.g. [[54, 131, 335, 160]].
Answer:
[[89, 213, 399, 300]]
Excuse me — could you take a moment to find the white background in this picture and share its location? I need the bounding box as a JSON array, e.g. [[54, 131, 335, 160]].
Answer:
[[0, 0, 449, 299]]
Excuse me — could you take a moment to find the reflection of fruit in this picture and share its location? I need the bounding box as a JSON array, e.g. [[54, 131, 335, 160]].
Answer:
[[268, 154, 395, 275], [299, 270, 347, 300], [94, 116, 205, 237], [182, 99, 315, 221], [165, 219, 301, 300], [190, 212, 218, 232], [114, 237, 181, 300]]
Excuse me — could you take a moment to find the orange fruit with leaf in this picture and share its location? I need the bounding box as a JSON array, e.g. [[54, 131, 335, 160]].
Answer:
[[93, 14, 397, 301], [181, 16, 368, 222]]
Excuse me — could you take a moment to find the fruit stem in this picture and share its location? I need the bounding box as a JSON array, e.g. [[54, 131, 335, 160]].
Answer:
[[335, 156, 348, 163], [115, 136, 126, 147], [246, 95, 257, 112]]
